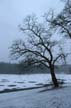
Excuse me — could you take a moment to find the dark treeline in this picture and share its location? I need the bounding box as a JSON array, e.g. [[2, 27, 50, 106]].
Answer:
[[0, 62, 71, 74], [0, 62, 49, 74], [0, 62, 19, 74]]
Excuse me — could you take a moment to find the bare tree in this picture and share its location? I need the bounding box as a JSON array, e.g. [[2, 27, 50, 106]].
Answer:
[[45, 0, 71, 39], [10, 15, 66, 87]]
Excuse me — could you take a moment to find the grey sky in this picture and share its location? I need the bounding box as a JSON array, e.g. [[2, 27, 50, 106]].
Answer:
[[0, 0, 64, 62]]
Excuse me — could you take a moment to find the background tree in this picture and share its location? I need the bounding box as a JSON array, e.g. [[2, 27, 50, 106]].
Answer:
[[45, 0, 71, 39], [10, 15, 67, 87]]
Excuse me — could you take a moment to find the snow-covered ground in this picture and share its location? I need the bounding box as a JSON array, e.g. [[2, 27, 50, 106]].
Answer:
[[0, 86, 71, 108], [0, 74, 71, 92], [0, 74, 71, 108]]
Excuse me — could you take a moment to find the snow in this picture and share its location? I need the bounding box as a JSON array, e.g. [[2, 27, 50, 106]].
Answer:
[[0, 74, 71, 92], [0, 86, 71, 108], [0, 74, 71, 108], [0, 74, 51, 91]]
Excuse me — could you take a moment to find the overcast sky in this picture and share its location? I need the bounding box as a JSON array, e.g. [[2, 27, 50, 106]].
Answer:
[[0, 0, 64, 62]]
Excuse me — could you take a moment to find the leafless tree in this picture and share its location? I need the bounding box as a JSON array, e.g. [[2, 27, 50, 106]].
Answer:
[[45, 0, 71, 39], [10, 15, 67, 87]]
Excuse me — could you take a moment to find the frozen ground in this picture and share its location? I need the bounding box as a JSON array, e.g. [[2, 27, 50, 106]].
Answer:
[[0, 74, 71, 108], [0, 74, 71, 92], [0, 74, 50, 92], [0, 86, 71, 108]]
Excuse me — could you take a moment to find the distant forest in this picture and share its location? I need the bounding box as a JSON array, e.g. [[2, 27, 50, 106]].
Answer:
[[0, 62, 49, 74], [0, 62, 71, 74], [0, 62, 19, 74]]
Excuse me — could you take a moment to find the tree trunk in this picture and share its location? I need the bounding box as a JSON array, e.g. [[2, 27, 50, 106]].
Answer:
[[50, 64, 59, 87]]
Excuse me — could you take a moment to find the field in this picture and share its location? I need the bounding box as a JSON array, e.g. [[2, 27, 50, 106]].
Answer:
[[1, 86, 71, 108], [0, 74, 71, 93], [0, 74, 71, 108]]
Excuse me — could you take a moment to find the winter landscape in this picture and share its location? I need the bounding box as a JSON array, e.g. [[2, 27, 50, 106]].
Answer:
[[0, 0, 71, 108]]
